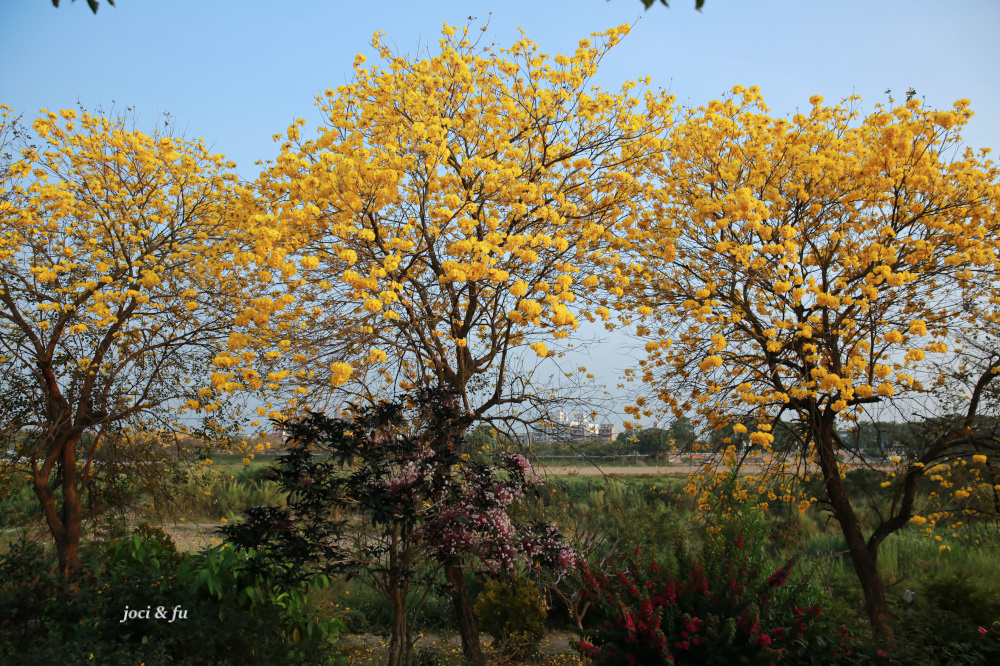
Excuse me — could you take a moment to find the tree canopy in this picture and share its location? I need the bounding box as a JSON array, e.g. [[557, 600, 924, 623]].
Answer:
[[240, 24, 673, 430]]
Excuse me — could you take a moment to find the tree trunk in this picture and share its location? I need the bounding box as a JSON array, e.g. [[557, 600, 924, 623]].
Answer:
[[815, 419, 894, 640], [387, 576, 408, 666], [445, 561, 486, 666], [386, 525, 414, 666], [33, 431, 84, 578]]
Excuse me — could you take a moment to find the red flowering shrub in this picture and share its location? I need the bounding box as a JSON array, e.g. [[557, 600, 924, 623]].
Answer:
[[576, 540, 851, 665], [575, 486, 855, 666]]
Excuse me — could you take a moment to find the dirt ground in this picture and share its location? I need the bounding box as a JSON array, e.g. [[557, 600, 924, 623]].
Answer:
[[157, 519, 227, 552], [336, 630, 579, 663]]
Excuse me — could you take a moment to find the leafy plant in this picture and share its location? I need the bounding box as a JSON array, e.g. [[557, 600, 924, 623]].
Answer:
[[223, 388, 574, 666], [577, 542, 850, 665], [577, 477, 851, 665], [0, 530, 344, 665], [475, 575, 548, 661]]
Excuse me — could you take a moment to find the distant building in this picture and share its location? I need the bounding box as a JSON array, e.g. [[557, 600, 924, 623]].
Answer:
[[540, 411, 618, 442], [564, 421, 600, 441]]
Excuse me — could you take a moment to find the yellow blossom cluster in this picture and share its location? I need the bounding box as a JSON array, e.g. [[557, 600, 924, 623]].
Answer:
[[0, 105, 258, 429], [239, 23, 674, 409], [630, 88, 998, 439]]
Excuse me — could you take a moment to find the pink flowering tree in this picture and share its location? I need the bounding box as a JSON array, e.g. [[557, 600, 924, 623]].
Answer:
[[222, 388, 574, 666], [417, 447, 576, 664]]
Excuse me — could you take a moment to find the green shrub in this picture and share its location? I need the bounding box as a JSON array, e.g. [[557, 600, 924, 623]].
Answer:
[[578, 542, 854, 665], [0, 535, 45, 586], [132, 522, 179, 554], [921, 571, 1000, 627], [0, 478, 45, 530], [417, 588, 458, 631], [875, 610, 1000, 665], [414, 644, 469, 666], [475, 575, 548, 661], [853, 570, 1000, 665], [105, 522, 182, 574], [0, 534, 346, 665]]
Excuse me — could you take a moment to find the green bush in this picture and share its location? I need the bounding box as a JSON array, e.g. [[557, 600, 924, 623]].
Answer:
[[577, 471, 855, 665], [873, 611, 1000, 665], [0, 531, 347, 665], [414, 644, 469, 666], [854, 571, 1000, 665], [474, 575, 548, 661], [578, 541, 854, 665], [921, 571, 1000, 627], [105, 522, 181, 573], [0, 477, 45, 530], [0, 535, 45, 586]]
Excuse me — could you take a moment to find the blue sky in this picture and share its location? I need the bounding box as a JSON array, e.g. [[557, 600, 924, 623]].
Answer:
[[5, 1, 999, 175], [3, 0, 999, 429]]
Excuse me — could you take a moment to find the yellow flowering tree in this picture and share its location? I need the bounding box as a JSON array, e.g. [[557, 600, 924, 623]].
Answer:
[[0, 106, 252, 576], [244, 24, 672, 427], [236, 25, 672, 664], [627, 89, 1000, 637]]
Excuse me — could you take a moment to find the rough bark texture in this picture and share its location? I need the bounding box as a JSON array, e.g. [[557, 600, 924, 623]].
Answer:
[[33, 430, 85, 579], [446, 562, 485, 666], [387, 580, 408, 666], [386, 526, 414, 666]]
